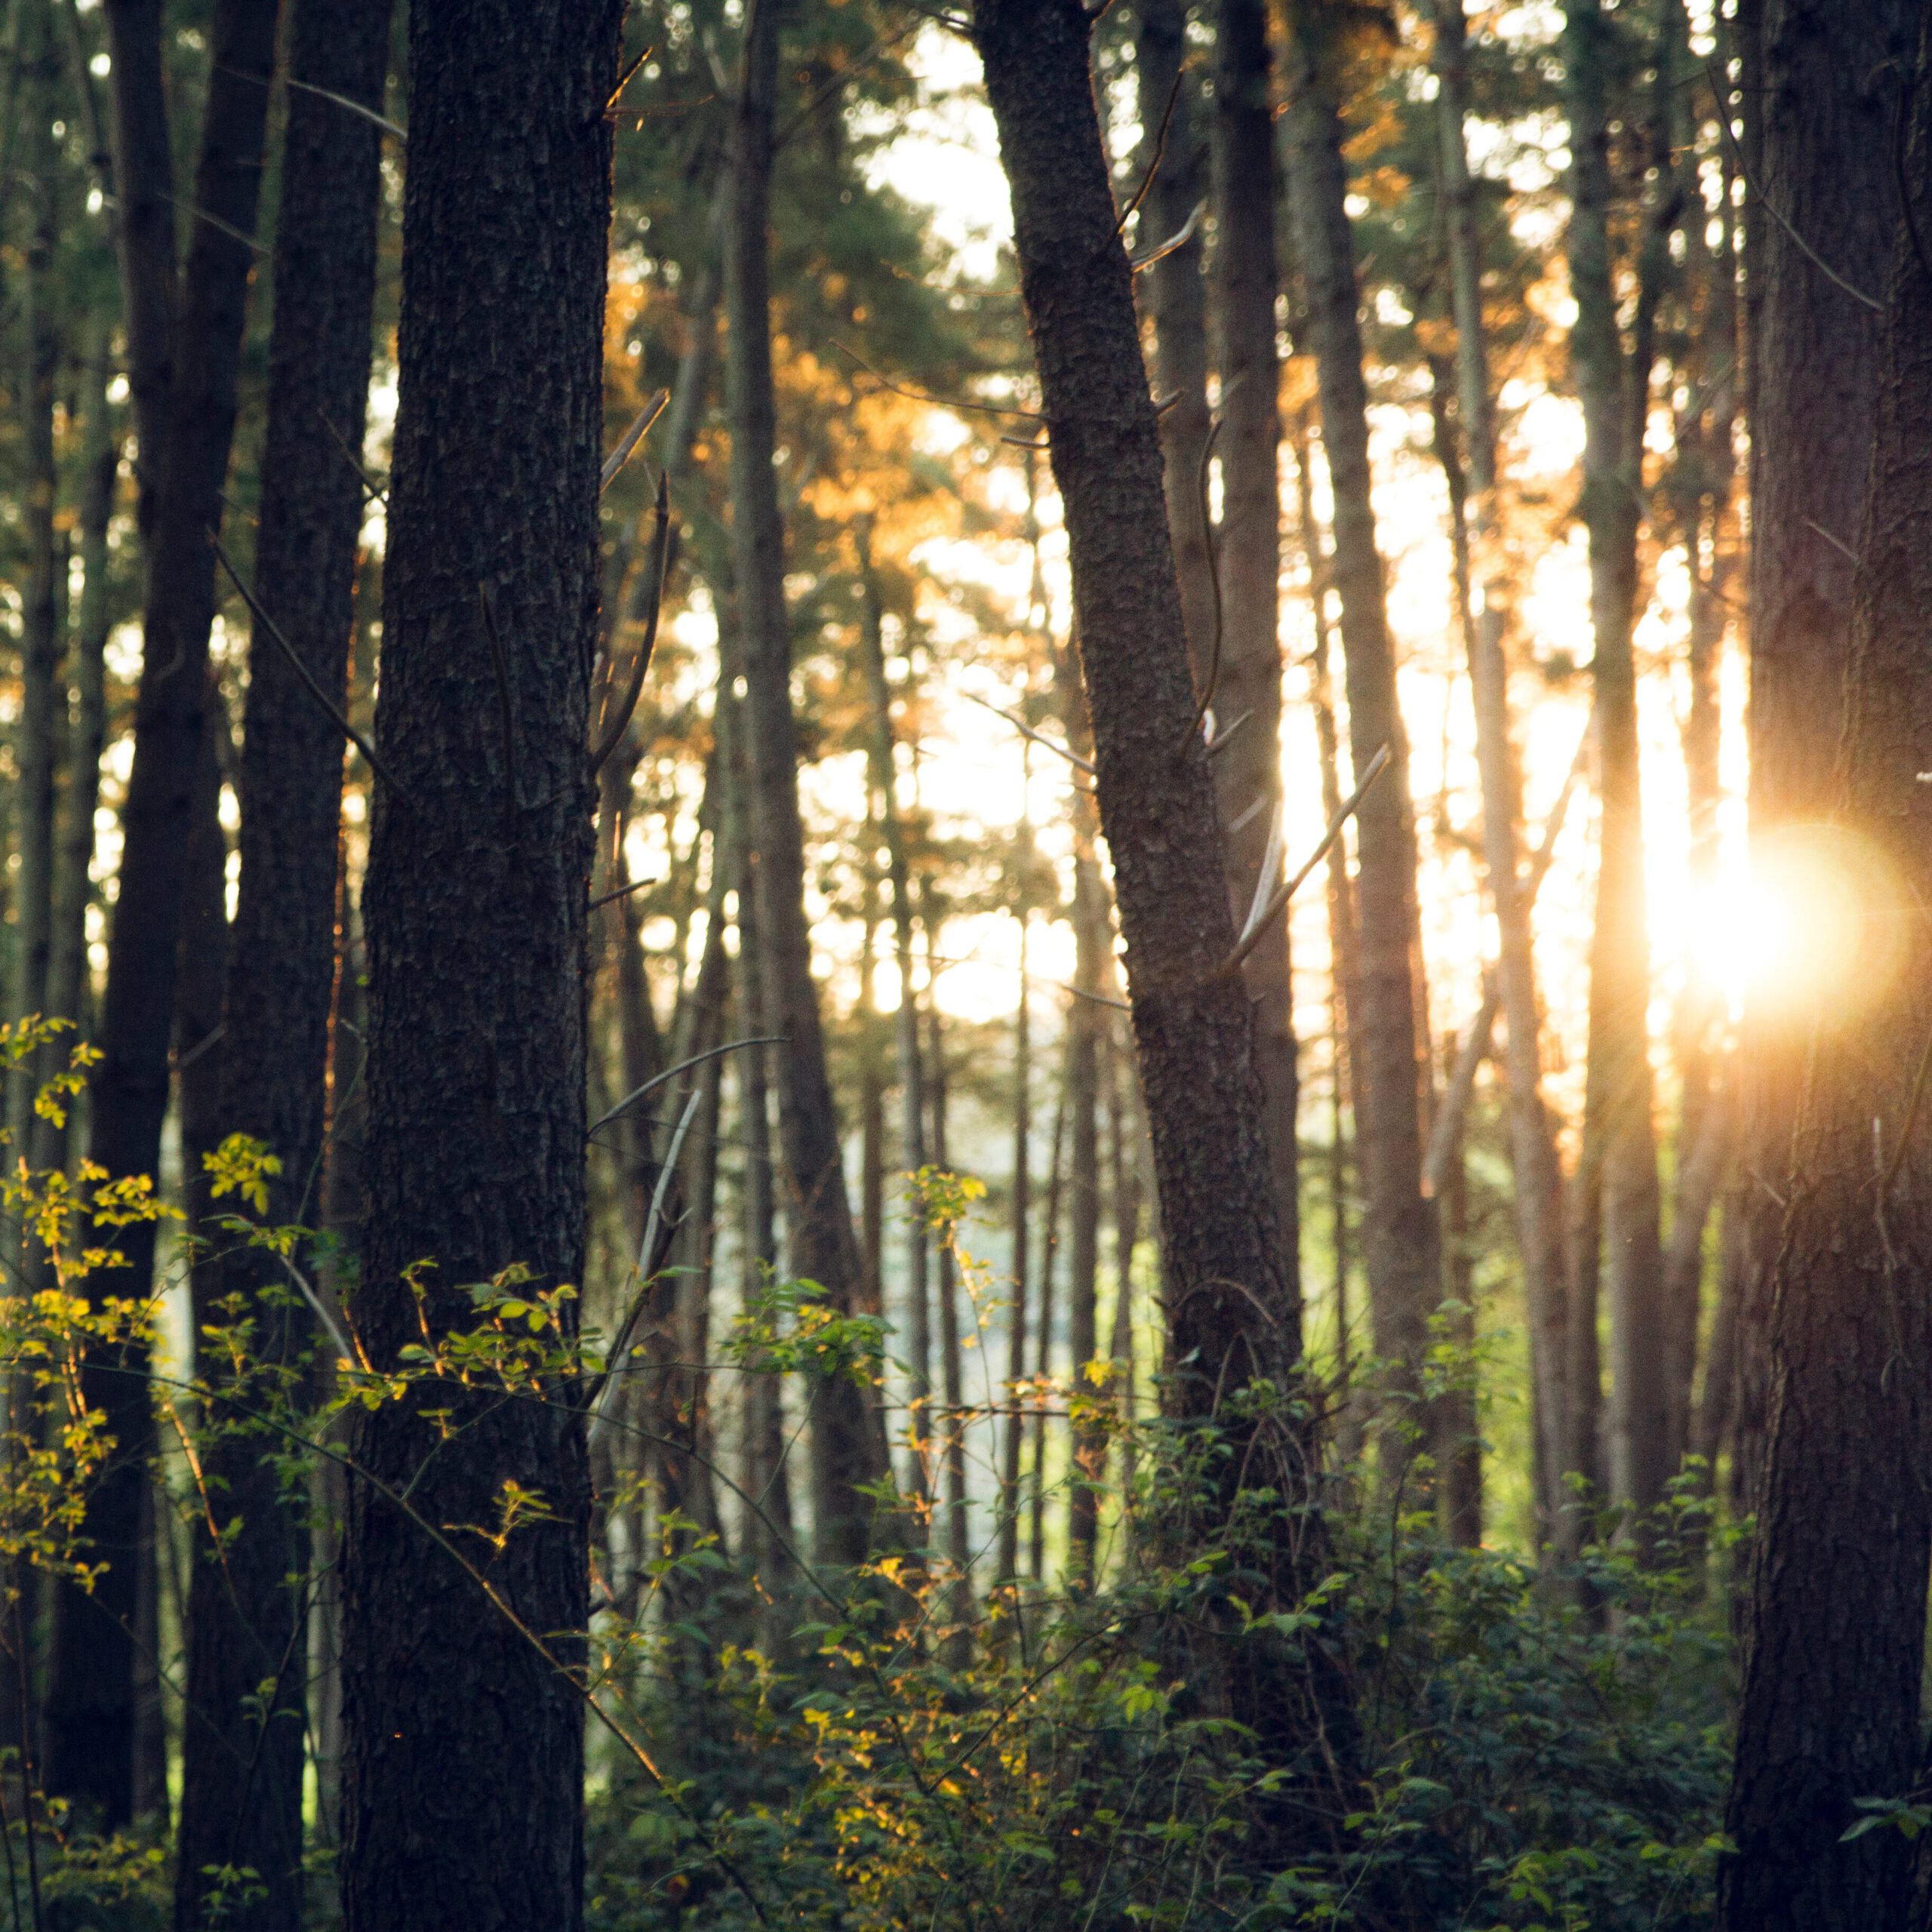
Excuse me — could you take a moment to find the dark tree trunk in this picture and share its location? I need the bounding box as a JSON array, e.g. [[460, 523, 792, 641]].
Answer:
[[928, 1004, 971, 1621], [971, 0, 1349, 1806], [176, 6, 391, 1916], [1283, 2, 1438, 1408], [1432, 0, 1574, 1541], [47, 0, 281, 1829], [724, 0, 878, 1569], [1562, 0, 1672, 1518], [1210, 0, 1299, 1272], [1720, 44, 1932, 1920], [1131, 0, 1214, 669], [1064, 852, 1103, 1586], [1730, 0, 1911, 1515], [337, 6, 619, 1928]]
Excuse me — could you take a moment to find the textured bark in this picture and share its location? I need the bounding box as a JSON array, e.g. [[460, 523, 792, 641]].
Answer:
[[1730, 0, 1911, 1515], [972, 0, 1346, 1801], [174, 7, 391, 1922], [48, 0, 281, 1828], [338, 5, 619, 1927], [1132, 0, 1214, 669], [724, 0, 878, 1568], [1284, 5, 1438, 1404], [1562, 0, 1669, 1517], [1719, 54, 1932, 1921], [1211, 0, 1299, 1269], [1432, 0, 1573, 1540]]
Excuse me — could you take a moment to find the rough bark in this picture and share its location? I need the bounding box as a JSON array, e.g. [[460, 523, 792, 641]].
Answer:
[[1719, 51, 1932, 1920], [1730, 0, 1912, 1515], [337, 5, 620, 1927], [174, 6, 391, 1921], [47, 0, 281, 1829], [1210, 0, 1300, 1272], [1132, 0, 1214, 668], [724, 0, 878, 1569], [1283, 3, 1438, 1407], [972, 0, 1348, 1802]]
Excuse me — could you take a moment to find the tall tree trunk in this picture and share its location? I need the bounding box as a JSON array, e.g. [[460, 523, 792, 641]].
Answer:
[[857, 525, 929, 1500], [1429, 0, 1576, 1540], [928, 1003, 971, 1621], [1283, 2, 1438, 1413], [1028, 1063, 1067, 1586], [971, 0, 1350, 1811], [724, 0, 878, 1569], [48, 0, 281, 1828], [998, 916, 1032, 1586], [1720, 48, 1932, 1920], [1132, 0, 1214, 668], [1729, 0, 1911, 1515], [1064, 852, 1103, 1586], [1562, 0, 1669, 1518], [338, 6, 619, 1927], [1210, 0, 1298, 1260], [174, 6, 391, 1921]]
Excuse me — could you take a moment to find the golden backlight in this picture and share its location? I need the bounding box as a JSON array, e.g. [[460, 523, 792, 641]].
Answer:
[[1690, 824, 1906, 1023]]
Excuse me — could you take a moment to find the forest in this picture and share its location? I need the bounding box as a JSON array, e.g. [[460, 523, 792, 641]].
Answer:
[[0, 0, 1924, 1925]]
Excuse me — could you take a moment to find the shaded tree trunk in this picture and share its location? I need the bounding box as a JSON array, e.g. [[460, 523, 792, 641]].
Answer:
[[1210, 0, 1298, 1261], [1719, 49, 1932, 1920], [724, 0, 878, 1568], [48, 0, 281, 1828], [337, 6, 620, 1927], [997, 918, 1031, 1586], [971, 0, 1351, 1816], [174, 6, 392, 1922], [1729, 0, 1910, 1515], [1284, 2, 1438, 1414], [1131, 0, 1214, 668]]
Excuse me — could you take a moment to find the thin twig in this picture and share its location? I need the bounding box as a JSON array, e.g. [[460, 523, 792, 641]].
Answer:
[[211, 535, 408, 801], [1804, 515, 1858, 565], [1205, 708, 1252, 756], [599, 388, 668, 495], [832, 337, 1044, 422], [589, 875, 659, 914], [1114, 61, 1185, 238], [586, 1088, 702, 1452], [478, 583, 518, 836], [961, 690, 1094, 774], [604, 43, 651, 115], [317, 409, 386, 503], [588, 1036, 787, 1138], [589, 473, 673, 775], [1130, 195, 1205, 272], [285, 72, 405, 142], [1223, 746, 1392, 974]]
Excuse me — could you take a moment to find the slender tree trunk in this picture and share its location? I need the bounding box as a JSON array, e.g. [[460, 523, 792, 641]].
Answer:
[[1028, 1066, 1067, 1586], [1064, 853, 1103, 1587], [1210, 0, 1298, 1260], [928, 1003, 971, 1620], [1105, 1011, 1144, 1492], [1730, 0, 1911, 1516], [45, 327, 115, 1111], [857, 525, 929, 1500], [1431, 0, 1575, 1542], [998, 917, 1031, 1586], [174, 8, 391, 1921], [48, 0, 281, 1828], [338, 6, 619, 1927], [1721, 51, 1932, 1919], [1132, 0, 1214, 669], [725, 0, 878, 1568], [1284, 2, 1438, 1413], [972, 0, 1352, 1812], [1562, 0, 1669, 1518]]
